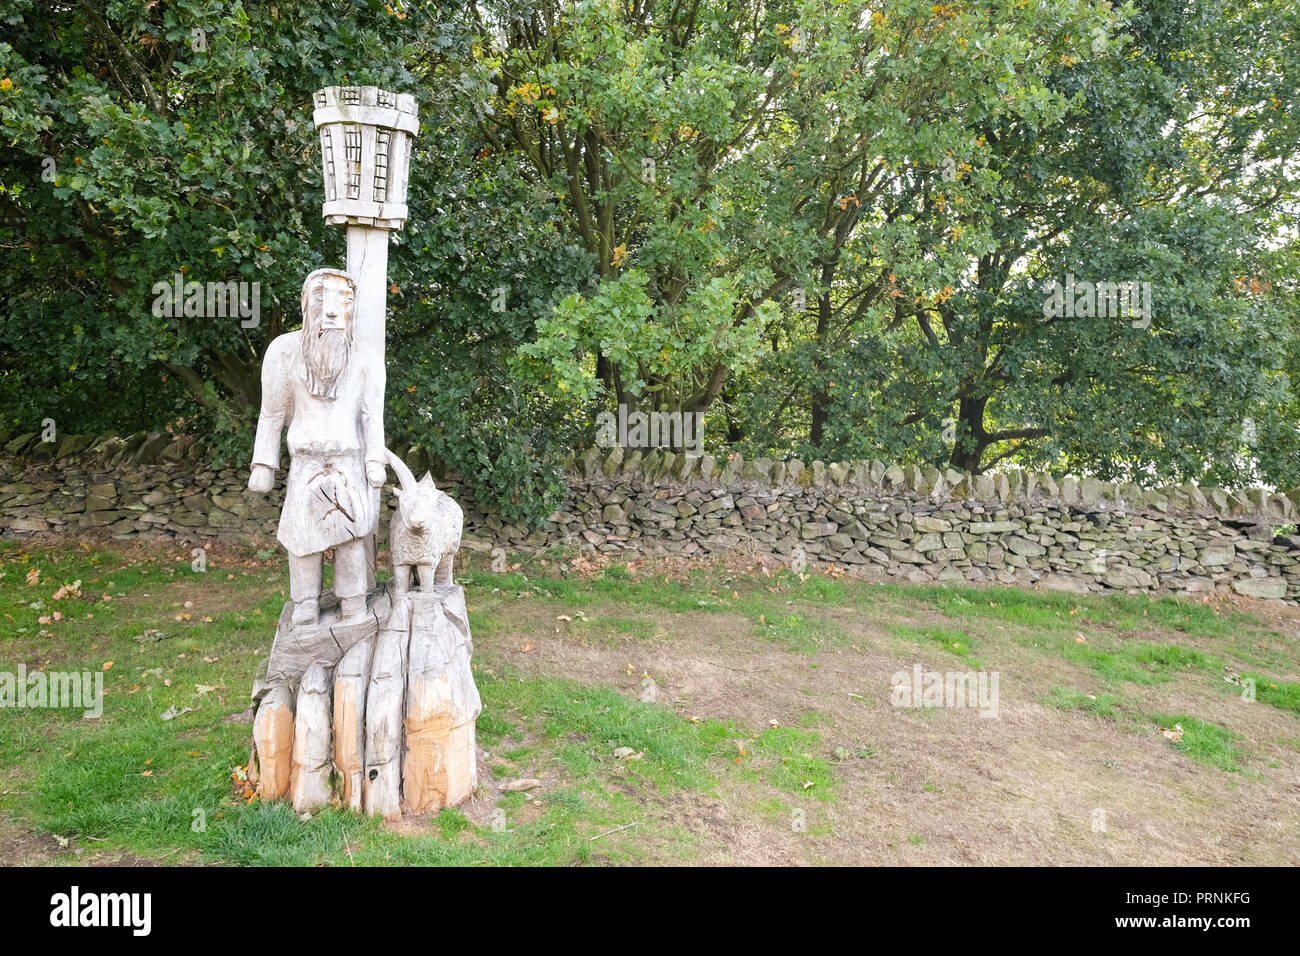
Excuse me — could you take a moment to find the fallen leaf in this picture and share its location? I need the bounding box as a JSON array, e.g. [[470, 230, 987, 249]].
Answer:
[[521, 642, 534, 653], [101, 661, 113, 672], [140, 770, 153, 777], [1161, 724, 1185, 744], [503, 778, 541, 791], [160, 705, 196, 721], [202, 656, 220, 663]]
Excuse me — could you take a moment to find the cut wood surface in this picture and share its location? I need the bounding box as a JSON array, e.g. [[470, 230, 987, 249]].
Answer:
[[363, 596, 409, 820], [251, 685, 294, 802], [403, 589, 480, 813], [290, 662, 333, 813], [333, 635, 373, 811], [250, 583, 481, 818]]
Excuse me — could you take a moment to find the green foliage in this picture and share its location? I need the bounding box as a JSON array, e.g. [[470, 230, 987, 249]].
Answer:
[[2, 0, 1297, 518]]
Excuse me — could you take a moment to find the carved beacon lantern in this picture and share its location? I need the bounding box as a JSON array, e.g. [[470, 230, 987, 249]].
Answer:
[[313, 85, 418, 231]]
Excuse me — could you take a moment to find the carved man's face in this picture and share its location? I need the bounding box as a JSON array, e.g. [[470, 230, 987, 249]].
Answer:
[[301, 270, 357, 398], [316, 274, 354, 330]]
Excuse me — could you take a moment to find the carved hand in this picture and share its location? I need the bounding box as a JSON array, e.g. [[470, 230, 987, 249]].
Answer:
[[248, 464, 275, 493], [366, 461, 387, 488]]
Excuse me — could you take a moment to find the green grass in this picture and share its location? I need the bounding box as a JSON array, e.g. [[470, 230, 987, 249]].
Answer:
[[1148, 714, 1244, 772], [0, 536, 850, 865], [1045, 686, 1123, 720], [739, 725, 837, 802], [1241, 673, 1300, 714], [3, 539, 1296, 865], [1014, 631, 1222, 688], [886, 622, 979, 661]]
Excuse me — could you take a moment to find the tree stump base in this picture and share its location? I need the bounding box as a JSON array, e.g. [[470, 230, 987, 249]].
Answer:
[[249, 583, 480, 818]]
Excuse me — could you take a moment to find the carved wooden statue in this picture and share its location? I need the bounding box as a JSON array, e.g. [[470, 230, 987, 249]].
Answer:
[[385, 448, 463, 595], [245, 85, 480, 820], [248, 269, 386, 625]]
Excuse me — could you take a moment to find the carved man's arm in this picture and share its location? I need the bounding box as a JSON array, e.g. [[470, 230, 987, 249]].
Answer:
[[249, 339, 291, 493]]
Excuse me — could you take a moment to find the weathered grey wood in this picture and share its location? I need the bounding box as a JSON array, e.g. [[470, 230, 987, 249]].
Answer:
[[332, 635, 373, 812], [291, 663, 334, 814], [402, 587, 480, 813], [246, 267, 388, 628], [363, 598, 409, 820], [386, 449, 463, 594], [263, 586, 390, 686], [246, 85, 481, 821]]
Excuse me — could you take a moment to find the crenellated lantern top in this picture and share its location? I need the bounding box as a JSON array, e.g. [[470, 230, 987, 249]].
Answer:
[[312, 85, 418, 231]]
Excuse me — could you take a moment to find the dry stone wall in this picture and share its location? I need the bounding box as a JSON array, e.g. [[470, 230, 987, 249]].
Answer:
[[3, 430, 1299, 602]]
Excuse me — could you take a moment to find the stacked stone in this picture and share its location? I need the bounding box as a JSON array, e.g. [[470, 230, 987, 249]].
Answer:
[[3, 433, 1298, 601], [0, 431, 281, 539]]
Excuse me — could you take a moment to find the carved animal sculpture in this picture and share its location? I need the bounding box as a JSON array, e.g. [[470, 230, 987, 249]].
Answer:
[[385, 448, 462, 595]]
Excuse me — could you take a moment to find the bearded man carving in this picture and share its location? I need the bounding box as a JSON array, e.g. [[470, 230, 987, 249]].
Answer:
[[248, 268, 386, 625]]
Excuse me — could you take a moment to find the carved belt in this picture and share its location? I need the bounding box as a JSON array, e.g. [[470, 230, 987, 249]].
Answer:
[[290, 442, 363, 469]]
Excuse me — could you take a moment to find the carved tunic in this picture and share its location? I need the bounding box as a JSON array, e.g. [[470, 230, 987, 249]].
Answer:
[[252, 331, 386, 556]]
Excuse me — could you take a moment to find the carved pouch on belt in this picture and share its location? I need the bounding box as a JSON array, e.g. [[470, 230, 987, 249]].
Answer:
[[277, 444, 375, 556]]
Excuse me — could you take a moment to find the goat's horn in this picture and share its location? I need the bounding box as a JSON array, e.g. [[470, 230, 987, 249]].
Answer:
[[384, 447, 417, 494]]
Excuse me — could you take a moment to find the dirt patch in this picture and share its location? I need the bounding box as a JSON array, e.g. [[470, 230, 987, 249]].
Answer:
[[472, 595, 1300, 865]]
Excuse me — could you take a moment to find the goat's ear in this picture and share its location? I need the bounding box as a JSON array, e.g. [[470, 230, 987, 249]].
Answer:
[[419, 472, 435, 487]]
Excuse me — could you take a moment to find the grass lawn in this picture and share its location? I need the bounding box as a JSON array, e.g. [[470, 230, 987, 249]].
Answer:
[[1, 537, 1297, 866]]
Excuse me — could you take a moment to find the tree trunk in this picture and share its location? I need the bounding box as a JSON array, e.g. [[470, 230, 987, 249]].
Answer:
[[949, 393, 988, 473]]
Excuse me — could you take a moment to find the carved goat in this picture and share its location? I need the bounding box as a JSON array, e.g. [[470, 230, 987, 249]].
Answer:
[[385, 448, 462, 595]]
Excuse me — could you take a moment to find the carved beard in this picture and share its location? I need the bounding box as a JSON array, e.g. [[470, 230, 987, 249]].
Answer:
[[301, 320, 352, 399]]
